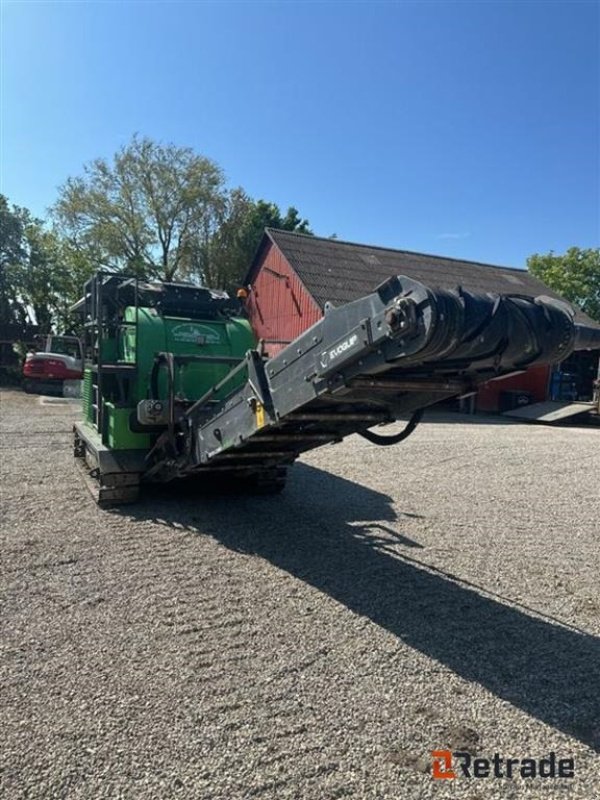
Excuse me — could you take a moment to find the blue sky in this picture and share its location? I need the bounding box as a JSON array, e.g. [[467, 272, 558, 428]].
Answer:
[[1, 0, 598, 268]]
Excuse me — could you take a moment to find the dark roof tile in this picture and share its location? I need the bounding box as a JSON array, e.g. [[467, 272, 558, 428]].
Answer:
[[253, 229, 597, 326]]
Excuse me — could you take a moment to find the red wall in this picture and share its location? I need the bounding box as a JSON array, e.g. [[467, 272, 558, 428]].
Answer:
[[476, 365, 551, 412], [245, 241, 322, 356]]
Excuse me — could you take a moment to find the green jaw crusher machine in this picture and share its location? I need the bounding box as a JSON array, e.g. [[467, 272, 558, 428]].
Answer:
[[74, 269, 600, 505], [74, 272, 256, 503]]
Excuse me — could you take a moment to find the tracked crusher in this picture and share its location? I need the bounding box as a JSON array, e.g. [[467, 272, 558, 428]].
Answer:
[[73, 270, 600, 504]]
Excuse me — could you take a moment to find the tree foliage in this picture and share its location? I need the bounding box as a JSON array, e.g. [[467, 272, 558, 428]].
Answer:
[[527, 247, 600, 322], [0, 195, 95, 334], [53, 135, 312, 287], [203, 192, 312, 290], [0, 195, 27, 325], [53, 135, 227, 281], [2, 135, 312, 334]]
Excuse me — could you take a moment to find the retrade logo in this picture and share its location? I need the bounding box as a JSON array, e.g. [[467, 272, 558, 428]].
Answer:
[[431, 750, 455, 780], [431, 750, 574, 780]]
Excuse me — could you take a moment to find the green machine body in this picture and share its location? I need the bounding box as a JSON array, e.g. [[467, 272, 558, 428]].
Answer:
[[79, 276, 255, 451]]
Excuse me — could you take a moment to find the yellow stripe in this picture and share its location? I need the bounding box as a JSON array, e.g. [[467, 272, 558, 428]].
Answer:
[[255, 402, 265, 429]]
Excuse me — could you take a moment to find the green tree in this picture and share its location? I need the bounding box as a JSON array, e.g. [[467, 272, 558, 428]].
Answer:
[[53, 134, 227, 281], [53, 135, 313, 289], [0, 194, 95, 334], [52, 240, 96, 332], [527, 247, 600, 322], [0, 195, 28, 325], [18, 223, 60, 333], [204, 194, 312, 290]]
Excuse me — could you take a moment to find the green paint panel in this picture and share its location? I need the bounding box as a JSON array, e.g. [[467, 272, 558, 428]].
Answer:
[[92, 306, 255, 451], [104, 402, 152, 450], [123, 307, 255, 404], [82, 368, 93, 423]]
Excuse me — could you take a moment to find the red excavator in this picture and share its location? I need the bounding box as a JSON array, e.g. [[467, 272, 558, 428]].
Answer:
[[23, 335, 83, 394]]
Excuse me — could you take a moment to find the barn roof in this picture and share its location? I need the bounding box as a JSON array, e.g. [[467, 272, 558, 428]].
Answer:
[[248, 229, 598, 327]]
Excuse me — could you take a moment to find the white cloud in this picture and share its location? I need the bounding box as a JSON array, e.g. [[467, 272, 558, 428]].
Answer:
[[436, 232, 471, 240]]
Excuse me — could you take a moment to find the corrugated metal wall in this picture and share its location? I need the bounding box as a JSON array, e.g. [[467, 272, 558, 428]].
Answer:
[[245, 241, 322, 356]]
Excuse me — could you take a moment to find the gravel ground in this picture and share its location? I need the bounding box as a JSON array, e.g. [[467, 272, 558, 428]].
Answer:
[[1, 387, 599, 800]]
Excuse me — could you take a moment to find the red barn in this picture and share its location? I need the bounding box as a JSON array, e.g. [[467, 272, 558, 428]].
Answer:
[[244, 229, 599, 412]]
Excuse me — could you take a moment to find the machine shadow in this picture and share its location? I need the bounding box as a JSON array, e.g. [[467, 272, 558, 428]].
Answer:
[[125, 463, 600, 751]]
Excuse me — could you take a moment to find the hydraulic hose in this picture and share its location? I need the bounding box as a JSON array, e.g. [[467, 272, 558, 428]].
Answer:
[[358, 408, 424, 446]]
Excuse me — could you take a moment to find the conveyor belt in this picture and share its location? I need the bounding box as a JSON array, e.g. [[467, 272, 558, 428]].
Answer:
[[143, 275, 600, 483]]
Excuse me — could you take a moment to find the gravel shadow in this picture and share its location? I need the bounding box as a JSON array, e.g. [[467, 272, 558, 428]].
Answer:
[[122, 463, 600, 752]]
